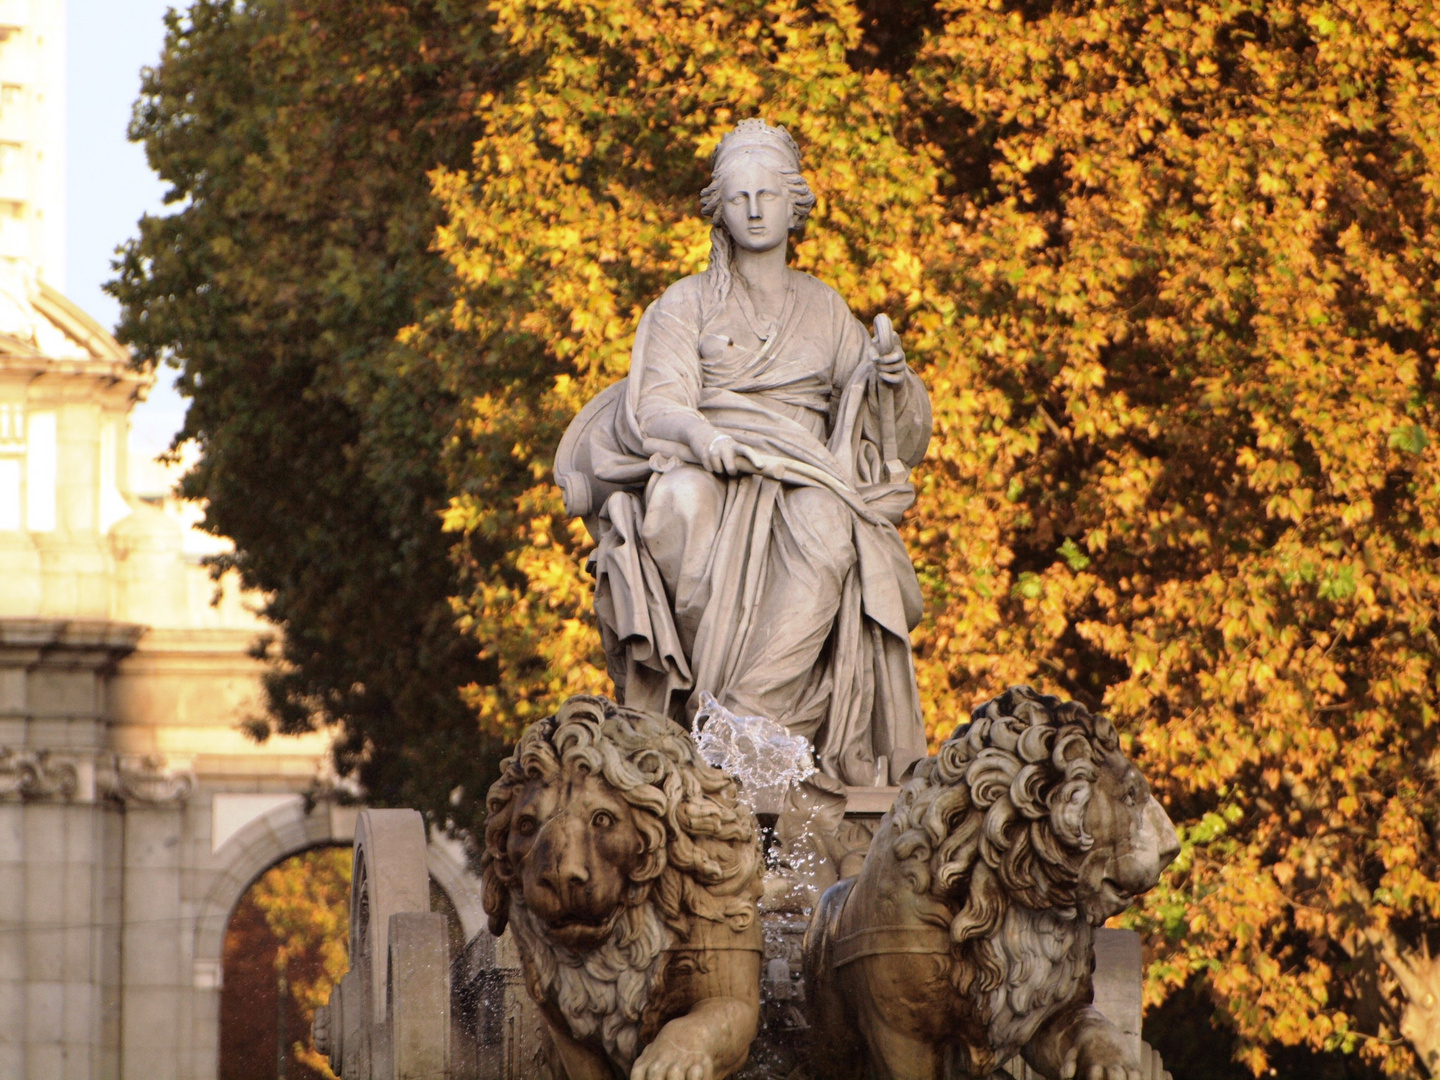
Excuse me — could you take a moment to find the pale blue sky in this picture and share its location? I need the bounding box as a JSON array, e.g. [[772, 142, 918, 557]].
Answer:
[[67, 0, 184, 465]]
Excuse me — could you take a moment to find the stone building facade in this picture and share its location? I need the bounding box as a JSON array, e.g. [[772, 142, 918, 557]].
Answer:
[[0, 4, 484, 1077]]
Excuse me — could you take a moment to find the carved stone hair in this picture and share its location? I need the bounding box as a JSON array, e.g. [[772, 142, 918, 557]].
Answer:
[[884, 685, 1122, 1066], [697, 118, 816, 306], [480, 694, 761, 939]]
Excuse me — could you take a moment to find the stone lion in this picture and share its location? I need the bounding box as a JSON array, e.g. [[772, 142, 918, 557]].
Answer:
[[802, 686, 1180, 1080], [482, 695, 764, 1080]]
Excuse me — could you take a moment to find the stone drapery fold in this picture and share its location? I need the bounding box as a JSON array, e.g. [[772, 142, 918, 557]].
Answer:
[[557, 271, 931, 785]]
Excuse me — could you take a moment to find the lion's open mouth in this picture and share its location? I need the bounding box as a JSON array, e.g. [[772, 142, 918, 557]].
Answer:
[[542, 907, 623, 945], [550, 912, 613, 930]]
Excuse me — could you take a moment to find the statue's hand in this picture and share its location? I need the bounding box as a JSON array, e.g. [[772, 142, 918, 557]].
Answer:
[[630, 1039, 715, 1080], [871, 313, 907, 387], [689, 428, 740, 475], [873, 342, 907, 386]]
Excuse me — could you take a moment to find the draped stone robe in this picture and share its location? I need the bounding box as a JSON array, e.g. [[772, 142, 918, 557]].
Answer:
[[555, 270, 931, 786]]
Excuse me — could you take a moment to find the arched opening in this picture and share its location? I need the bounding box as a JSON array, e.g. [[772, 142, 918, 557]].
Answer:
[[190, 801, 485, 1080], [218, 844, 468, 1080], [220, 845, 350, 1080]]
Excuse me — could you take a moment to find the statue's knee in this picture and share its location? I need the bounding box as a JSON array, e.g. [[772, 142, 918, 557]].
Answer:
[[642, 467, 722, 544], [790, 488, 855, 566]]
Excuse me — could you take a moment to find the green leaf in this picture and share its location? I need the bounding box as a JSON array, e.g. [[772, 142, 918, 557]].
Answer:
[[1012, 571, 1044, 600], [1318, 564, 1357, 601], [1388, 423, 1429, 454], [1058, 537, 1091, 571]]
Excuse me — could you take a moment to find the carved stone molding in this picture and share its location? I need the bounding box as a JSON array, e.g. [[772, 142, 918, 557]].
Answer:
[[0, 748, 195, 806], [0, 748, 80, 801], [103, 754, 196, 806]]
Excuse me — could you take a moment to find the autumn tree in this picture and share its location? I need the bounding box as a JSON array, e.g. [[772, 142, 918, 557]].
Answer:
[[896, 2, 1440, 1074], [122, 0, 1440, 1073], [252, 848, 353, 1076], [428, 0, 1440, 1074], [222, 848, 351, 1080], [112, 0, 509, 829]]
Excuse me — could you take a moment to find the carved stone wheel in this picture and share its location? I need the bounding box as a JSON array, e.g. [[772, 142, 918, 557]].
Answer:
[[351, 809, 430, 1027], [316, 809, 451, 1080]]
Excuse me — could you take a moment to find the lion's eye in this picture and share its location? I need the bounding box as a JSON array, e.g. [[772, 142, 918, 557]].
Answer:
[[1123, 786, 1140, 807], [592, 810, 615, 829], [515, 816, 537, 836]]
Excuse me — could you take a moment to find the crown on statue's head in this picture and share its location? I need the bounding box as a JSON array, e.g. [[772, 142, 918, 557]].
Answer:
[[712, 118, 803, 174]]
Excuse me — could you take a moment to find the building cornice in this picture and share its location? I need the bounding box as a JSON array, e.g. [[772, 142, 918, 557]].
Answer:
[[0, 617, 146, 658]]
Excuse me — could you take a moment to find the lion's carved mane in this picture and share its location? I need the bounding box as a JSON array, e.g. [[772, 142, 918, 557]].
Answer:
[[860, 686, 1126, 1070], [481, 696, 762, 1069]]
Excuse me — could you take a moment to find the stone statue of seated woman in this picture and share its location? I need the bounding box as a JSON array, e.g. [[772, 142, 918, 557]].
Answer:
[[556, 119, 931, 788]]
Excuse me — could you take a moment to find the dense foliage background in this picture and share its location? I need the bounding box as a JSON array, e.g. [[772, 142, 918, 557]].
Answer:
[[111, 0, 511, 822], [118, 0, 1440, 1074]]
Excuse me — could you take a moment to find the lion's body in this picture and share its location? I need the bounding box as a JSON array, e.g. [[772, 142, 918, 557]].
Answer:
[[482, 697, 763, 1079], [802, 687, 1179, 1080]]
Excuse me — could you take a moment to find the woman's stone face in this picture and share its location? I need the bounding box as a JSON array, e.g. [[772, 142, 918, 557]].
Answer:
[[718, 156, 793, 254]]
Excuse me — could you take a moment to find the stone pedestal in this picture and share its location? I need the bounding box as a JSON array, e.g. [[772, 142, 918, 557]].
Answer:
[[445, 920, 1151, 1080], [1093, 928, 1144, 1060]]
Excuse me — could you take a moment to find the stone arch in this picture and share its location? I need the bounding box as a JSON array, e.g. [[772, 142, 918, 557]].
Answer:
[[189, 799, 484, 1080], [195, 799, 353, 974], [196, 801, 484, 973], [190, 799, 349, 1080]]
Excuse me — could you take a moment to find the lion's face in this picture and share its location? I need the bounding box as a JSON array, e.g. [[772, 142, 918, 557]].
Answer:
[[506, 763, 646, 950], [1077, 746, 1180, 924], [480, 696, 762, 1071], [882, 685, 1181, 938], [833, 686, 1180, 1074]]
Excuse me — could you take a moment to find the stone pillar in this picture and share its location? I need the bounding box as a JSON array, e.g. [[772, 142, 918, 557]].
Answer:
[[0, 757, 197, 1080], [0, 793, 114, 1080], [1093, 927, 1144, 1061], [0, 617, 144, 1080], [116, 802, 189, 1080]]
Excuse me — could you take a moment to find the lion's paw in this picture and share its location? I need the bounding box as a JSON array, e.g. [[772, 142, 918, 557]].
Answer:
[[1062, 1026, 1147, 1080], [1139, 1041, 1171, 1080], [629, 1043, 715, 1080]]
